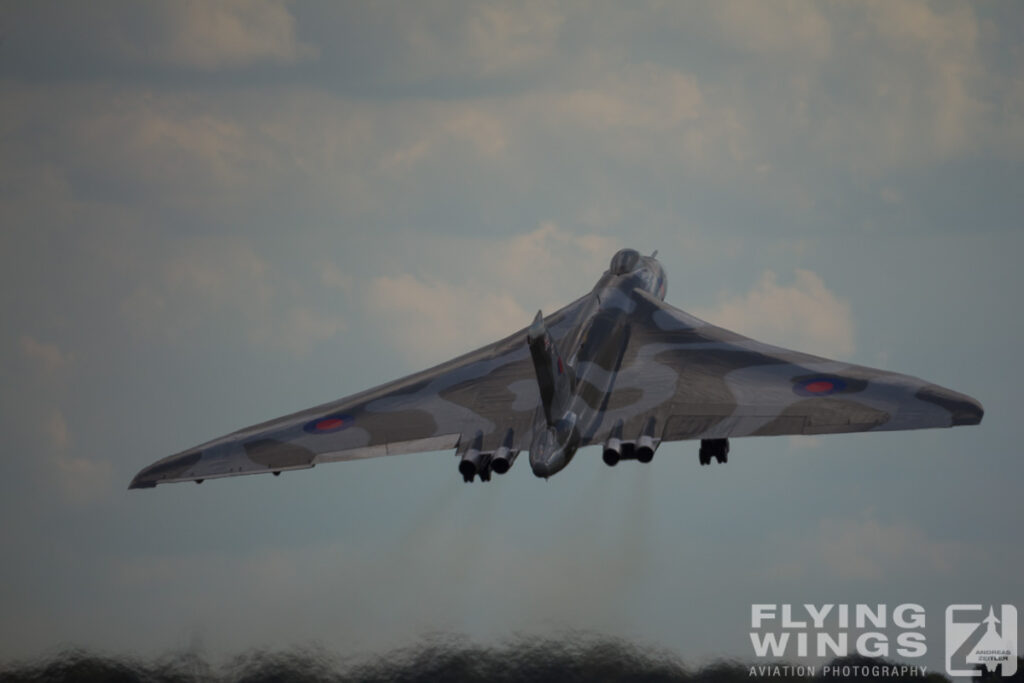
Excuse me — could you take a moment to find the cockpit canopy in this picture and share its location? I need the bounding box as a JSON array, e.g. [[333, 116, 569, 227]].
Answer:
[[609, 248, 640, 275]]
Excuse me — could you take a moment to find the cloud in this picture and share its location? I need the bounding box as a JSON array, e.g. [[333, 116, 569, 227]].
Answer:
[[498, 63, 751, 174], [378, 104, 509, 173], [15, 350, 113, 505], [275, 307, 346, 357], [0, 84, 387, 222], [394, 2, 564, 79], [818, 513, 965, 580], [547, 65, 705, 132], [75, 0, 319, 71], [367, 274, 530, 366], [767, 511, 969, 582], [318, 261, 354, 291], [121, 236, 343, 356], [462, 3, 565, 75], [365, 223, 618, 365], [374, 62, 747, 177], [151, 0, 319, 70], [347, 1, 1010, 178], [802, 1, 997, 169], [36, 410, 113, 505], [707, 0, 832, 61], [51, 454, 114, 506], [20, 336, 73, 376], [479, 222, 619, 298], [46, 411, 70, 451], [1, 0, 317, 77], [694, 270, 855, 358]]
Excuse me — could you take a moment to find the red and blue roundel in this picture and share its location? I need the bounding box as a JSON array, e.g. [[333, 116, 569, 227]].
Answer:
[[794, 377, 846, 397], [303, 413, 354, 434]]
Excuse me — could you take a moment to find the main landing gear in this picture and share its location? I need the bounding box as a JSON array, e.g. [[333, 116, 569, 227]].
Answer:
[[699, 438, 729, 465]]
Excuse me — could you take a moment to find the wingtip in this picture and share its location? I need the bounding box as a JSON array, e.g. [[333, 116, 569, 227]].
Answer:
[[128, 479, 156, 490], [959, 398, 984, 426], [916, 385, 985, 427]]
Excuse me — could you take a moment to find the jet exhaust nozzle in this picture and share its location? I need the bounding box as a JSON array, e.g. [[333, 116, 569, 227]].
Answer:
[[636, 417, 658, 463], [490, 428, 518, 474], [603, 419, 624, 466], [458, 431, 490, 482], [491, 448, 519, 474], [635, 441, 654, 463], [603, 437, 622, 466], [458, 460, 475, 482]]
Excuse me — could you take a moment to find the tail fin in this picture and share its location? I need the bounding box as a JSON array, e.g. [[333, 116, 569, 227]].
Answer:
[[527, 310, 574, 426]]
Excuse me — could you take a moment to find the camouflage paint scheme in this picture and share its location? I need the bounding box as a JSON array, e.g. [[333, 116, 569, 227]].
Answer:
[[130, 249, 983, 488]]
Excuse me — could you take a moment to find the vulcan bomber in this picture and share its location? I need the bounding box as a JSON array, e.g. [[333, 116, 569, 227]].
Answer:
[[130, 248, 983, 488]]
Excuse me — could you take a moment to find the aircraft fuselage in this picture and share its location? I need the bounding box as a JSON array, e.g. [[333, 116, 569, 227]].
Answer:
[[528, 249, 666, 478]]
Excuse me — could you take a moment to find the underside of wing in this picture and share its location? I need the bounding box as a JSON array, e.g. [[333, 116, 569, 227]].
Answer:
[[129, 296, 588, 487], [583, 289, 983, 446]]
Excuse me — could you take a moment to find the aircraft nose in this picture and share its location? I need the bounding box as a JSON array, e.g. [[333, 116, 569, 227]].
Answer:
[[531, 460, 551, 478], [530, 450, 567, 479], [916, 385, 984, 426]]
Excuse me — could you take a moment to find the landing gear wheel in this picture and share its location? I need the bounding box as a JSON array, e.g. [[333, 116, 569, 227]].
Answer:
[[700, 438, 729, 466], [714, 439, 729, 464]]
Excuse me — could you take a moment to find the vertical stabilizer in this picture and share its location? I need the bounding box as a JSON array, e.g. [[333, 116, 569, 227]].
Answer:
[[527, 311, 574, 426]]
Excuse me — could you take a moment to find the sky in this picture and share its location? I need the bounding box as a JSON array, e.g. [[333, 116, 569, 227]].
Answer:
[[1, 0, 1022, 673]]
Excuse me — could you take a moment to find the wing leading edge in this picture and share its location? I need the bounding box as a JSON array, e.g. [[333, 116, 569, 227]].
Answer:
[[578, 288, 983, 447], [129, 297, 589, 488], [131, 272, 984, 488]]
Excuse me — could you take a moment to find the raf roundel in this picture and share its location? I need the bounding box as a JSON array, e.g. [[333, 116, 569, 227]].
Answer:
[[794, 377, 847, 397], [303, 414, 354, 435]]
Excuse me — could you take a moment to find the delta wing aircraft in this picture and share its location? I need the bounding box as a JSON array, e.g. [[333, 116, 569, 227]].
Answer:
[[130, 249, 983, 488]]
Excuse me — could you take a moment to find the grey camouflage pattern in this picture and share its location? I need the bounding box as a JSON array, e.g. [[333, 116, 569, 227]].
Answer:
[[130, 250, 982, 488]]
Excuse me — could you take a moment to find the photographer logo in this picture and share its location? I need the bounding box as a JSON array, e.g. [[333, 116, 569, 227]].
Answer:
[[945, 604, 1017, 677]]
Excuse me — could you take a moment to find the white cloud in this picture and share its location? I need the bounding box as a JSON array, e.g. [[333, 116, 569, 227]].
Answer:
[[378, 104, 509, 173], [318, 261, 354, 291], [880, 187, 903, 205], [818, 513, 965, 580], [0, 84, 386, 220], [397, 2, 564, 79], [365, 223, 619, 365], [549, 65, 705, 132], [807, 1, 995, 169], [694, 269, 855, 358], [375, 63, 747, 176], [121, 236, 343, 356], [124, 0, 317, 70], [768, 511, 969, 581], [52, 454, 114, 505], [514, 64, 749, 172], [368, 274, 530, 366], [38, 410, 113, 505], [707, 0, 832, 62], [46, 411, 70, 451], [20, 336, 73, 376], [481, 222, 619, 299], [273, 306, 346, 357]]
